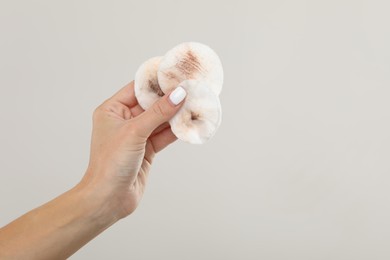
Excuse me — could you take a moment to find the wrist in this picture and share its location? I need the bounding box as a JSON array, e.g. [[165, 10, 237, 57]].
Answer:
[[72, 180, 121, 229]]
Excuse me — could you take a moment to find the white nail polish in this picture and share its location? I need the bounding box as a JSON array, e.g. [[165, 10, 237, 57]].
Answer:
[[169, 86, 187, 105]]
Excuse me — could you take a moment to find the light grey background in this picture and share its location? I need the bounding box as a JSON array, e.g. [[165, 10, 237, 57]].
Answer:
[[1, 0, 390, 259]]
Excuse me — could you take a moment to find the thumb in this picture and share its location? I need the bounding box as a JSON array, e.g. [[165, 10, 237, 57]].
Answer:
[[134, 86, 187, 138]]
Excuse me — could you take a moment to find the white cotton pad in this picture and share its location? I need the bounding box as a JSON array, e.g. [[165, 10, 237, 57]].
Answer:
[[157, 42, 223, 96]]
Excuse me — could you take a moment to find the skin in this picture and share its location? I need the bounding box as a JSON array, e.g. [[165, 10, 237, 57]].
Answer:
[[0, 81, 184, 260]]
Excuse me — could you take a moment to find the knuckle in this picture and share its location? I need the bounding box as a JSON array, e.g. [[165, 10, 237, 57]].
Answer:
[[92, 107, 100, 120], [152, 103, 166, 117], [92, 100, 110, 121], [92, 106, 102, 121]]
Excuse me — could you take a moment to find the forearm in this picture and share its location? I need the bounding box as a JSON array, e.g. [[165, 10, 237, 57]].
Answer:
[[0, 182, 117, 260]]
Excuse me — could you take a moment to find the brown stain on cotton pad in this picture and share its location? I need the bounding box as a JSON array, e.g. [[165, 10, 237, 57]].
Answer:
[[190, 111, 200, 121], [148, 79, 164, 97], [161, 71, 177, 80], [176, 50, 203, 78]]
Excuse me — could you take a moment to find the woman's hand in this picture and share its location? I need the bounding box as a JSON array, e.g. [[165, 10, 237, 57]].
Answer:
[[0, 81, 186, 260], [80, 81, 186, 220]]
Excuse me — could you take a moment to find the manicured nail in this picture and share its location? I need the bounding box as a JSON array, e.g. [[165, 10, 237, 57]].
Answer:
[[169, 86, 187, 105]]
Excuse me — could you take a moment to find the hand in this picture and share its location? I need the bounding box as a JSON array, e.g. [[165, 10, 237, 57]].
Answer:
[[79, 81, 186, 220], [0, 81, 187, 260]]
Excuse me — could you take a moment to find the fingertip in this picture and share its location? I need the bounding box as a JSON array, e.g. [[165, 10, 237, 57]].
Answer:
[[168, 86, 187, 106]]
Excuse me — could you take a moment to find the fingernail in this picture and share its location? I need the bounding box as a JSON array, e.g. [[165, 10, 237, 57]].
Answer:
[[169, 86, 187, 105]]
